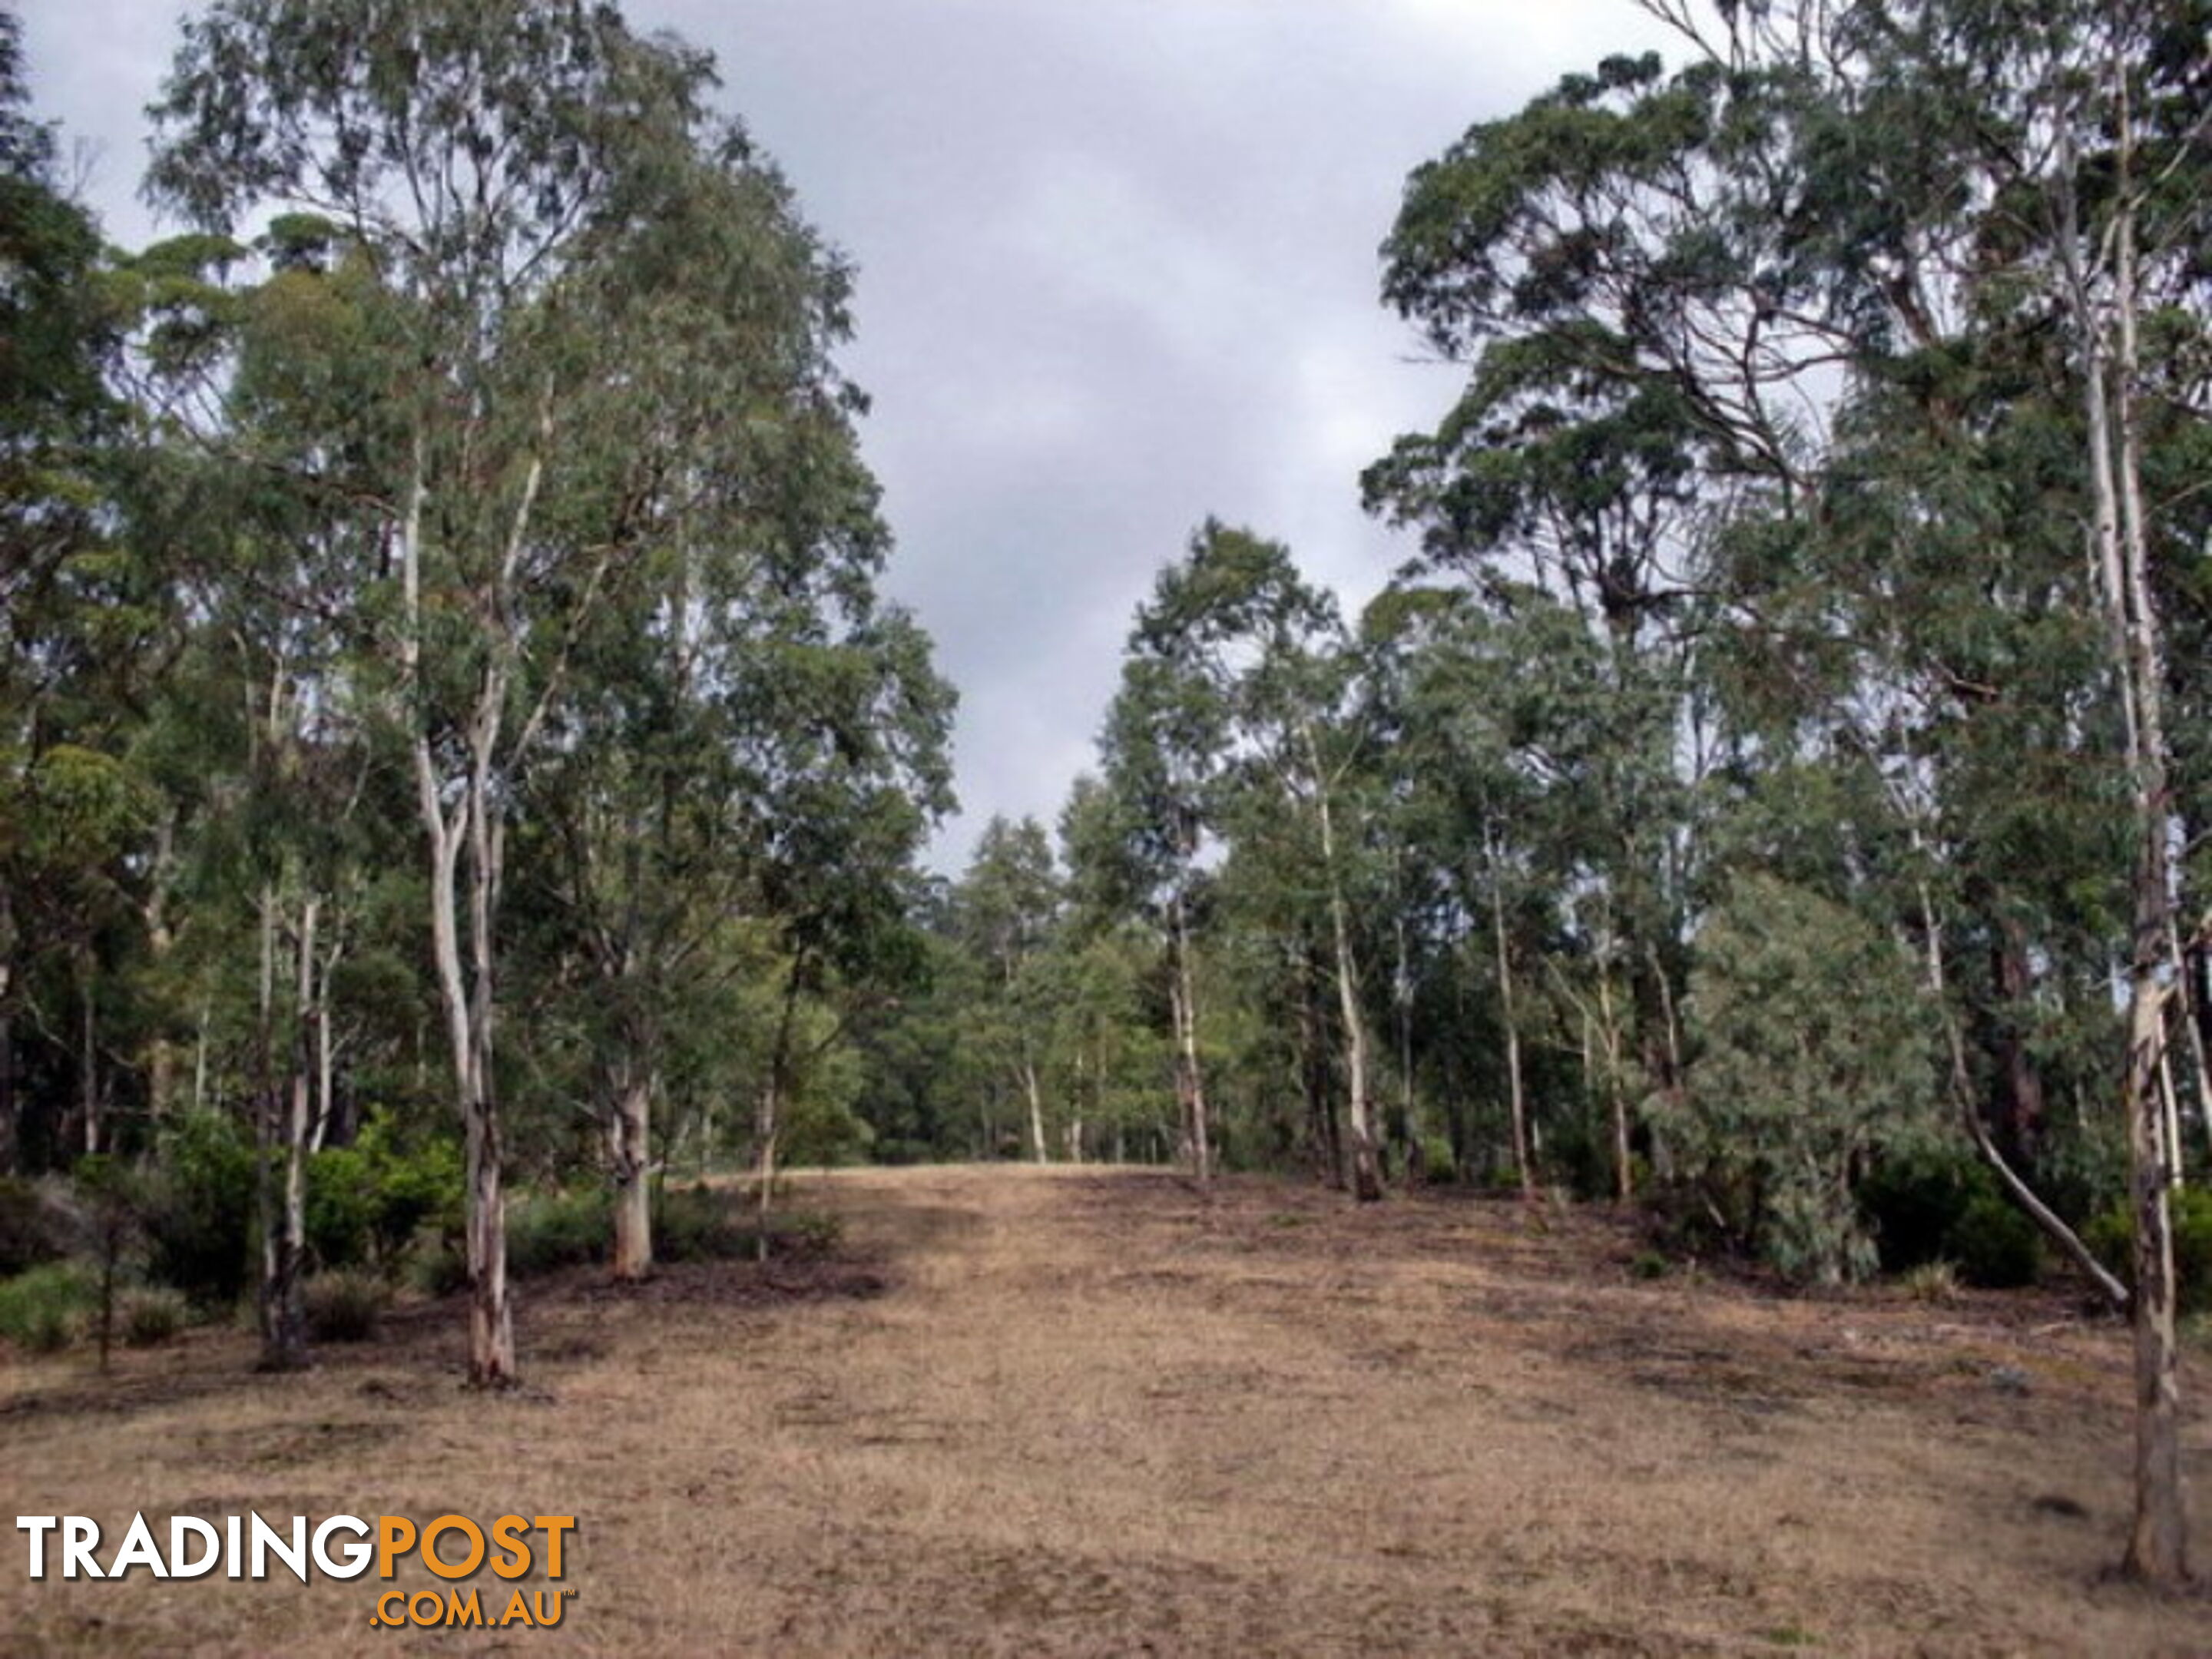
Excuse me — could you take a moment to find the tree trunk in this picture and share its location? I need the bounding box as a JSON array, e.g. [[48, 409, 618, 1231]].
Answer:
[[1991, 920, 2048, 1160], [1486, 836, 1535, 1200], [402, 442, 516, 1388], [609, 1060, 653, 1281], [1596, 968, 1633, 1201], [1311, 760, 1379, 1203], [1169, 886, 1211, 1183], [2109, 166, 2187, 1588], [1298, 949, 1341, 1187], [1022, 1052, 1049, 1164], [263, 897, 316, 1371]]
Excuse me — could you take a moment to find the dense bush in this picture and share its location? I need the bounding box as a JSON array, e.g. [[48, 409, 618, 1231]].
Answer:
[[120, 1286, 187, 1347], [1859, 1146, 1982, 1273], [2084, 1187, 2212, 1316], [1660, 876, 1941, 1286], [1860, 1145, 2043, 1287], [505, 1189, 612, 1277], [306, 1128, 462, 1277], [141, 1112, 256, 1308], [0, 1262, 94, 1353], [1946, 1193, 2042, 1289], [0, 1177, 68, 1277], [303, 1270, 385, 1342]]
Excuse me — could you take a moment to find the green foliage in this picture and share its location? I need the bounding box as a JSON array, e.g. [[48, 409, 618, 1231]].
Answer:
[[0, 1261, 94, 1353], [303, 1270, 383, 1343], [1860, 1144, 2044, 1288], [1664, 875, 1940, 1286], [505, 1189, 613, 1277], [410, 1241, 469, 1299], [1860, 1145, 1987, 1273], [2085, 1188, 2212, 1318], [1947, 1193, 2042, 1290], [0, 1177, 66, 1277], [141, 1112, 257, 1308], [653, 1184, 837, 1263], [305, 1128, 462, 1276]]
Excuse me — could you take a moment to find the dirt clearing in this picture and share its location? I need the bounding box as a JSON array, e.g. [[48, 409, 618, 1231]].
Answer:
[[4, 1164, 2208, 1655]]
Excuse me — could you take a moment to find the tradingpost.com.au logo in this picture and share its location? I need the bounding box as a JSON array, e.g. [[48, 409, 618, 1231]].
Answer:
[[18, 1511, 578, 1631]]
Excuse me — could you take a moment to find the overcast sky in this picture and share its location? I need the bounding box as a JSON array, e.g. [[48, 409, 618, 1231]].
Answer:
[[23, 0, 1677, 873]]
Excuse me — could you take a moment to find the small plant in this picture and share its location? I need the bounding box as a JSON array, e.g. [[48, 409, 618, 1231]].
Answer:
[[1628, 1250, 1671, 1282], [506, 1189, 611, 1277], [0, 1261, 94, 1353], [0, 1176, 66, 1277], [303, 1270, 385, 1343], [779, 1209, 843, 1258], [2084, 1186, 2212, 1316], [410, 1242, 469, 1298], [1901, 1260, 1962, 1304], [1946, 1194, 2041, 1289], [121, 1286, 188, 1347]]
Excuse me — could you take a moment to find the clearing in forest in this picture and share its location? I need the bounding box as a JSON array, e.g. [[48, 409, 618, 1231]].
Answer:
[[2, 1164, 2207, 1655]]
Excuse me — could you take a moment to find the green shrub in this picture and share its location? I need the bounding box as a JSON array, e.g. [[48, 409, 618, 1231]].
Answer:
[[777, 1209, 843, 1257], [1947, 1193, 2042, 1288], [141, 1112, 256, 1308], [306, 1147, 377, 1272], [1862, 1145, 2041, 1286], [505, 1189, 610, 1277], [120, 1286, 188, 1347], [1413, 1134, 1458, 1186], [0, 1262, 94, 1353], [307, 1129, 463, 1277], [303, 1270, 385, 1343], [411, 1241, 469, 1298], [654, 1184, 758, 1263], [0, 1177, 67, 1277], [1861, 1145, 1983, 1273], [2085, 1187, 2212, 1316]]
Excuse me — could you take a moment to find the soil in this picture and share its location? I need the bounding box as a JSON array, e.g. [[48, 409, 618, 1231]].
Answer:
[[3, 1164, 2208, 1655]]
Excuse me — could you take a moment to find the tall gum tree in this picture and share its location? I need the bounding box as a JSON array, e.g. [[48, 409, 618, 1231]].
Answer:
[[144, 0, 813, 1383]]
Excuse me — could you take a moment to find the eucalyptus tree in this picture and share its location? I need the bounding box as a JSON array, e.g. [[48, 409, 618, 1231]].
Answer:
[[503, 125, 947, 1277], [1093, 529, 1253, 1183], [1379, 0, 2203, 1579], [0, 7, 144, 1171], [952, 816, 1064, 1164], [141, 0, 890, 1382]]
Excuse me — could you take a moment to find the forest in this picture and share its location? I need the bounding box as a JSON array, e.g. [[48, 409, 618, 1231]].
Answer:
[[2, 0, 2207, 1608]]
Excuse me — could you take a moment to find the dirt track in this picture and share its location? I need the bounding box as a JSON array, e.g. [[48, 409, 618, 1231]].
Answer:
[[4, 1164, 2209, 1654]]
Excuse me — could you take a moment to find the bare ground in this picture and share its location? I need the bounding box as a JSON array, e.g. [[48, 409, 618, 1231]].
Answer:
[[3, 1163, 2209, 1656]]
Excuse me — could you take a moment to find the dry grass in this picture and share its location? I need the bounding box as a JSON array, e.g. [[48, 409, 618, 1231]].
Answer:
[[3, 1164, 2208, 1656]]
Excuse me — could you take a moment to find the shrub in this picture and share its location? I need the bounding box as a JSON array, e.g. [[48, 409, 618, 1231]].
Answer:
[[0, 1262, 94, 1353], [1861, 1145, 1983, 1274], [1947, 1192, 2042, 1288], [2085, 1187, 2212, 1316], [654, 1184, 760, 1263], [0, 1177, 67, 1277], [1862, 1145, 2044, 1287], [307, 1130, 463, 1278], [305, 1147, 378, 1272], [303, 1271, 385, 1343], [410, 1241, 469, 1298], [1902, 1260, 1962, 1304], [1667, 875, 1941, 1286], [120, 1286, 188, 1347], [505, 1189, 610, 1277], [141, 1112, 256, 1308]]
